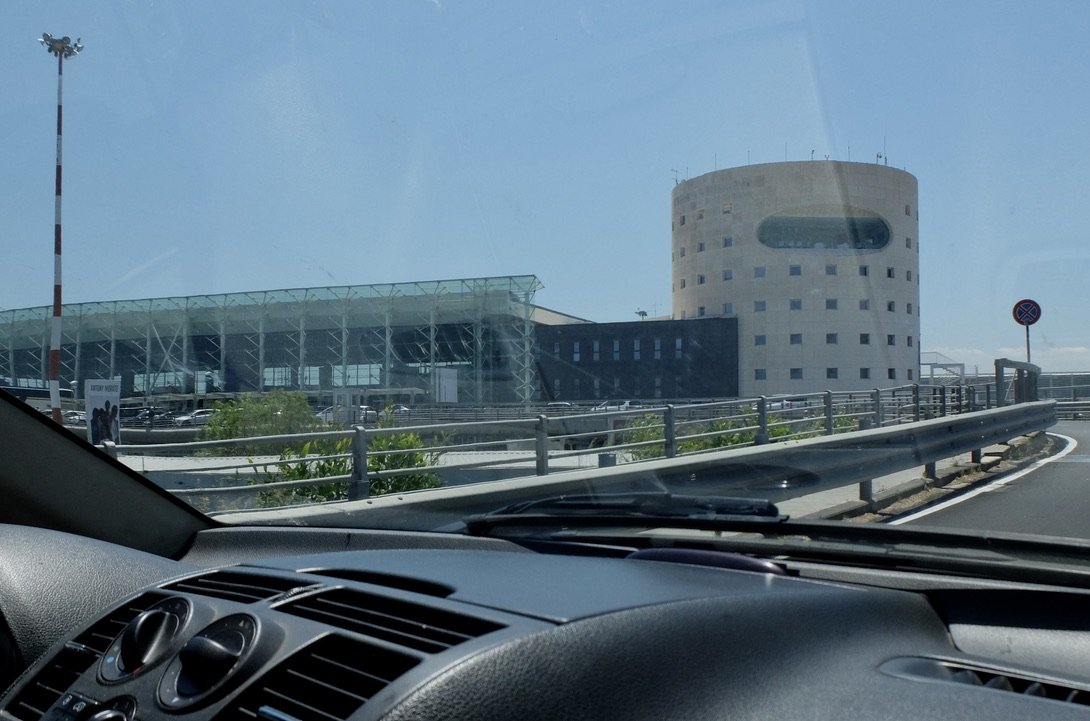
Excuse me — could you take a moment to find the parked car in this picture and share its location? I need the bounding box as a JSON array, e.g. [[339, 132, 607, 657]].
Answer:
[[61, 410, 86, 425], [174, 408, 217, 427], [593, 400, 644, 412], [315, 405, 380, 424], [380, 404, 412, 421], [121, 407, 175, 427]]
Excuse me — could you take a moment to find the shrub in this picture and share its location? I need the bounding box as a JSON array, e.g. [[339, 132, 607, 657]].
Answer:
[[198, 390, 326, 455], [250, 424, 442, 508]]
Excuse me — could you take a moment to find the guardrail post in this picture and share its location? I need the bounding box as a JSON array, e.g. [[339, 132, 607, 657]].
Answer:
[[754, 396, 769, 445], [823, 391, 834, 435], [912, 384, 921, 422], [664, 404, 677, 458], [939, 386, 947, 416], [872, 389, 882, 428], [859, 480, 874, 508], [99, 440, 118, 459], [986, 384, 993, 409], [535, 415, 549, 475], [348, 425, 370, 500]]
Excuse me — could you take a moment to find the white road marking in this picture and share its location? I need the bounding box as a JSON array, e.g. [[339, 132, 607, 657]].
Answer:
[[887, 433, 1079, 525]]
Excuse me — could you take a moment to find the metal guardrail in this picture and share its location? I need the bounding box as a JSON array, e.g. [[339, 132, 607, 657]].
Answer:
[[1055, 401, 1090, 420], [210, 400, 1058, 529], [99, 382, 1047, 516]]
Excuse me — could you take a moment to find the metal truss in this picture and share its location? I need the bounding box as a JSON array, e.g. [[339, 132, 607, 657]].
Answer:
[[0, 276, 543, 404]]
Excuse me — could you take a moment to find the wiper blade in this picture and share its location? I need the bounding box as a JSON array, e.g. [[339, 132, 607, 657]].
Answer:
[[463, 492, 787, 536]]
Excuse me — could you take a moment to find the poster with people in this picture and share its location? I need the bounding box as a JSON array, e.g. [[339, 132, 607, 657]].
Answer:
[[85, 380, 121, 445]]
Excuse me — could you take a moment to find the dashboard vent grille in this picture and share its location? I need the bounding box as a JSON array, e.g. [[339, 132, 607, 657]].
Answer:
[[883, 657, 1089, 706], [71, 591, 168, 655], [217, 634, 419, 721], [276, 587, 505, 654], [307, 569, 454, 598], [5, 591, 168, 721], [5, 645, 99, 721], [165, 571, 316, 603]]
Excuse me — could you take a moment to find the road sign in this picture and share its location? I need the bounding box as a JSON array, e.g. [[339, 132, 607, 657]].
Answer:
[[1012, 299, 1042, 326]]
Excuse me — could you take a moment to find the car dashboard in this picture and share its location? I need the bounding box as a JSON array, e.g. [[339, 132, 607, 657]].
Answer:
[[3, 524, 1090, 721]]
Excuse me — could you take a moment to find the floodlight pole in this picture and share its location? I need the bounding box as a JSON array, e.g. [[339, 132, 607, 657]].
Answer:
[[39, 33, 82, 423]]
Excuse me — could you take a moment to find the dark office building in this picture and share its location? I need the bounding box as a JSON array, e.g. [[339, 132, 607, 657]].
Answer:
[[535, 317, 738, 402]]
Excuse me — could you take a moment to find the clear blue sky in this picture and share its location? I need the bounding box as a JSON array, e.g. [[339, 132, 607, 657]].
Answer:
[[3, 1, 1089, 373]]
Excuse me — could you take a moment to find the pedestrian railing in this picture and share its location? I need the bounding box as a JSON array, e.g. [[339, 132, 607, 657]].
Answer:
[[104, 382, 1011, 514]]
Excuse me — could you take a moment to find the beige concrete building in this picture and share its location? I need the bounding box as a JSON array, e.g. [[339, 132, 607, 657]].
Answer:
[[671, 161, 919, 396]]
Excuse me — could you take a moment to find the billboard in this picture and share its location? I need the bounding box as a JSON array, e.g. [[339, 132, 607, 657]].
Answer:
[[85, 379, 121, 444]]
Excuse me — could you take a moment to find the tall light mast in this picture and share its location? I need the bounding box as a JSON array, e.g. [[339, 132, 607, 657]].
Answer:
[[38, 33, 83, 423]]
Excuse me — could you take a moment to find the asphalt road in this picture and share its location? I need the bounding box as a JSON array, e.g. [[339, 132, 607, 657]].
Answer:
[[895, 420, 1090, 538]]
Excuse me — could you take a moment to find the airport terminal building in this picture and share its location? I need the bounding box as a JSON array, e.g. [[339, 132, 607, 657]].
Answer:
[[1, 161, 919, 406], [0, 275, 739, 407], [0, 277, 545, 406]]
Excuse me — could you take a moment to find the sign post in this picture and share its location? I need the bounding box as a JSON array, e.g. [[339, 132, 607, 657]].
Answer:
[[1011, 299, 1042, 363]]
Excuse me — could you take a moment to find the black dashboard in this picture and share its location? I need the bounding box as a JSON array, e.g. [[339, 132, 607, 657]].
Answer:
[[4, 524, 1090, 721]]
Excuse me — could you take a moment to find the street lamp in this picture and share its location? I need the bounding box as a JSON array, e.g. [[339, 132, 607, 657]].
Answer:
[[38, 33, 82, 423]]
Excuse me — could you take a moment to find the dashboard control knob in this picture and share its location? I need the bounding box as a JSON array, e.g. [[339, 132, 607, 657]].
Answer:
[[117, 609, 178, 674], [100, 598, 189, 682], [85, 710, 127, 721], [176, 631, 246, 696], [159, 614, 258, 709]]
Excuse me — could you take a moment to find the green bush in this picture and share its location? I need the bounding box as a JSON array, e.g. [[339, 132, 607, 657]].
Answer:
[[623, 411, 810, 460], [366, 430, 443, 496], [198, 390, 326, 455], [250, 423, 442, 509], [254, 437, 353, 507]]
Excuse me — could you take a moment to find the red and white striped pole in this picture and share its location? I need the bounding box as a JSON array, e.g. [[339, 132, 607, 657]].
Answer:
[[39, 34, 82, 423]]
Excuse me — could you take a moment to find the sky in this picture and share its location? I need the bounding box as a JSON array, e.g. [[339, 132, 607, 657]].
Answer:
[[2, 0, 1090, 373]]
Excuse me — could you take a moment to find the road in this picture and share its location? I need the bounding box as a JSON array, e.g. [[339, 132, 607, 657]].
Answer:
[[894, 420, 1090, 537]]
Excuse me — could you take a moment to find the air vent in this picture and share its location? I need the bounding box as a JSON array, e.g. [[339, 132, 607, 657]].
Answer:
[[215, 634, 419, 721], [4, 645, 98, 721], [307, 569, 454, 598], [165, 571, 318, 603], [277, 588, 505, 654], [71, 591, 169, 654], [882, 657, 1089, 706], [5, 592, 168, 721]]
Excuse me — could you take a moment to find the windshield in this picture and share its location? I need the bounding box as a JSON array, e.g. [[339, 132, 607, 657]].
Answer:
[[1, 2, 1086, 546]]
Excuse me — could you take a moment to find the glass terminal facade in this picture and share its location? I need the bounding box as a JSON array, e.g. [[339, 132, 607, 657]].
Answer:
[[0, 276, 543, 406]]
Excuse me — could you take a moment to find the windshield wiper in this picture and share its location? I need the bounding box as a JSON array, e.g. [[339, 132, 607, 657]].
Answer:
[[462, 492, 787, 536]]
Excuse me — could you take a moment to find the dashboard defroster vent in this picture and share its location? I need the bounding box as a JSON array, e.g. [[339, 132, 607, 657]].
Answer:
[[276, 587, 505, 654], [882, 657, 1090, 706], [215, 634, 420, 721], [4, 592, 167, 721], [165, 571, 317, 603]]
